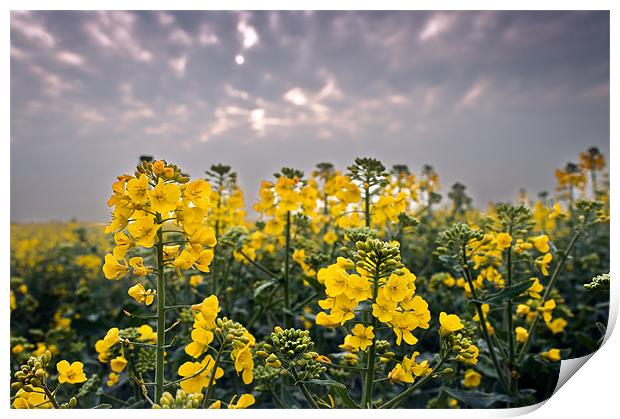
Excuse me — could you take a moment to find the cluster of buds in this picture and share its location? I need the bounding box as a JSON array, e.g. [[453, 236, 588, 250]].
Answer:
[[584, 273, 610, 292], [444, 332, 479, 366], [153, 390, 204, 409], [487, 204, 534, 236], [215, 317, 251, 345], [436, 223, 486, 266], [574, 199, 607, 228], [135, 347, 157, 373], [12, 351, 52, 391], [347, 157, 389, 189], [257, 327, 328, 381], [136, 159, 189, 184], [354, 238, 404, 278]]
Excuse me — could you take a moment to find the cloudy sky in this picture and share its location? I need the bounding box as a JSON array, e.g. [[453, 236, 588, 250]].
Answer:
[[10, 11, 609, 222]]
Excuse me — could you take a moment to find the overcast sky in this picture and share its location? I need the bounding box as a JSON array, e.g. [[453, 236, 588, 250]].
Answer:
[[10, 11, 609, 222]]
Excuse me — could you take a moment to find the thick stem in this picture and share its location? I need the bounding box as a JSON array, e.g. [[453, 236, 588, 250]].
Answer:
[[361, 269, 380, 408], [154, 216, 166, 402], [203, 341, 225, 408], [517, 231, 581, 362], [290, 368, 319, 409], [42, 384, 62, 409], [283, 211, 292, 328], [364, 184, 371, 228]]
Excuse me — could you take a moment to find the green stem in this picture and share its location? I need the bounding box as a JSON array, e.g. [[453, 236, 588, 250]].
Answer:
[[290, 368, 319, 408], [283, 211, 292, 328], [154, 215, 166, 402], [364, 184, 371, 228], [462, 248, 509, 394], [203, 341, 225, 408], [505, 237, 516, 393], [361, 269, 380, 408], [517, 231, 581, 362], [42, 384, 61, 409]]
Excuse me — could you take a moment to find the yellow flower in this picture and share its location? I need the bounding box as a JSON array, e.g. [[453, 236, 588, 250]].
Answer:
[[12, 388, 51, 409], [112, 231, 134, 259], [128, 283, 156, 305], [541, 348, 561, 362], [126, 173, 149, 205], [137, 325, 157, 342], [128, 215, 161, 248], [110, 356, 128, 373], [495, 233, 512, 250], [192, 295, 220, 326], [56, 360, 87, 384], [106, 372, 119, 387], [539, 252, 553, 276], [439, 312, 464, 336], [189, 275, 203, 287], [546, 317, 567, 334], [185, 328, 214, 358], [384, 272, 413, 302], [515, 326, 528, 343], [234, 347, 254, 384], [323, 231, 338, 245], [177, 362, 209, 394], [539, 299, 556, 323], [527, 277, 544, 299], [228, 394, 255, 409], [102, 254, 129, 280], [129, 257, 152, 277], [184, 179, 214, 209], [148, 178, 180, 214], [324, 266, 349, 297], [346, 324, 375, 351], [548, 203, 566, 220], [346, 274, 372, 302], [12, 344, 24, 354], [463, 369, 481, 388], [533, 235, 550, 253], [194, 249, 215, 273]]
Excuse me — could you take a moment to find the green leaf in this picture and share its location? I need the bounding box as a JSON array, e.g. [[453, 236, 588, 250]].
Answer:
[[332, 386, 360, 408], [253, 280, 277, 298], [441, 387, 515, 408], [482, 279, 535, 305]]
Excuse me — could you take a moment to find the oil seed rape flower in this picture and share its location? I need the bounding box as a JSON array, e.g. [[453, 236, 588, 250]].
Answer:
[[178, 355, 224, 393], [192, 295, 220, 327], [129, 257, 152, 277], [539, 252, 553, 276], [227, 394, 256, 409], [533, 235, 550, 253], [128, 283, 155, 305], [107, 372, 119, 387], [387, 351, 432, 384], [344, 324, 375, 351], [527, 278, 544, 299], [515, 326, 528, 343], [541, 348, 561, 362], [12, 388, 51, 409], [384, 271, 414, 302], [110, 356, 128, 373], [463, 369, 482, 388], [546, 318, 567, 334], [185, 328, 214, 358], [102, 254, 129, 280], [495, 233, 512, 250], [538, 299, 556, 323], [56, 360, 87, 384], [148, 178, 181, 214], [234, 347, 254, 384], [549, 203, 566, 220], [439, 312, 464, 336], [127, 215, 161, 248]]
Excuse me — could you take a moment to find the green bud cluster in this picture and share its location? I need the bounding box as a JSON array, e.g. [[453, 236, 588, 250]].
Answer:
[[259, 327, 327, 380], [487, 204, 534, 237], [445, 332, 477, 363], [436, 223, 485, 262], [574, 199, 606, 228], [252, 364, 280, 391], [354, 238, 403, 278], [277, 167, 305, 181], [215, 317, 250, 348], [347, 157, 389, 188], [374, 339, 391, 354], [398, 212, 420, 229], [219, 226, 248, 248], [584, 273, 610, 292], [153, 389, 204, 409], [76, 374, 100, 399], [11, 350, 52, 391], [135, 347, 157, 373], [59, 397, 78, 409]]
